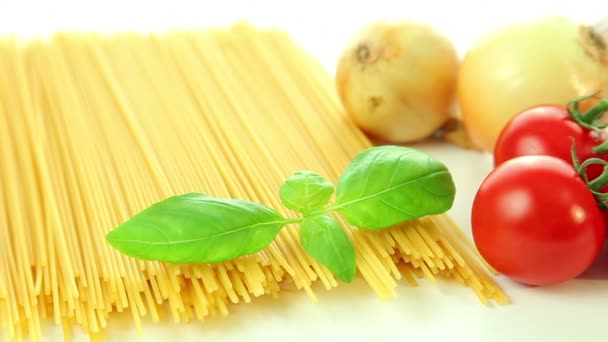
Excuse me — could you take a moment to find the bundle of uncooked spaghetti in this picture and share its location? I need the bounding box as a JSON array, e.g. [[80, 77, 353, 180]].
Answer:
[[0, 23, 508, 342]]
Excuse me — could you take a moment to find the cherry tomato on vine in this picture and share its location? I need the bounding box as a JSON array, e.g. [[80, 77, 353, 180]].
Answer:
[[472, 155, 605, 286], [494, 104, 608, 180]]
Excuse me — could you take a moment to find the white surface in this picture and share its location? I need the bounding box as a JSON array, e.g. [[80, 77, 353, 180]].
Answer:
[[2, 1, 608, 341]]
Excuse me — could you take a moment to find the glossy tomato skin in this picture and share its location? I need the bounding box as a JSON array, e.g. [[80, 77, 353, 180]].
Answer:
[[493, 105, 608, 180], [472, 155, 605, 286]]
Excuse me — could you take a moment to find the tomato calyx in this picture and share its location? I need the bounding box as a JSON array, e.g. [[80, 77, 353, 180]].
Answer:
[[567, 93, 608, 132]]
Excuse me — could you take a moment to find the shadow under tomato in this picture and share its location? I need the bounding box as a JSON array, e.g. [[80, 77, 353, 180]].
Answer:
[[494, 239, 608, 292], [578, 240, 608, 280]]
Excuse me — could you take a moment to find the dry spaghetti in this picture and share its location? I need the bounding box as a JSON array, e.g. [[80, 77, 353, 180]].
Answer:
[[0, 24, 508, 342]]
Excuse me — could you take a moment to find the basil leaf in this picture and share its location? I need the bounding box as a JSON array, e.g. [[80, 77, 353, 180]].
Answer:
[[279, 170, 334, 214], [106, 193, 286, 263], [300, 214, 356, 283], [333, 145, 455, 229]]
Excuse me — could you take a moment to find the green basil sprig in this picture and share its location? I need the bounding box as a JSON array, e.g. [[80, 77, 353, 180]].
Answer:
[[106, 145, 455, 283]]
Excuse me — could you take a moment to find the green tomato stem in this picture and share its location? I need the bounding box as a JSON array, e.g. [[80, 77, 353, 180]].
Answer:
[[567, 95, 608, 156], [571, 141, 608, 210], [571, 139, 583, 179], [583, 158, 608, 191], [582, 99, 608, 127], [593, 138, 608, 154], [567, 93, 606, 130], [580, 157, 608, 211]]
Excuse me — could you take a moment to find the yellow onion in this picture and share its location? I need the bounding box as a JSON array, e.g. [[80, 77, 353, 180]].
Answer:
[[459, 16, 608, 151], [336, 21, 459, 143]]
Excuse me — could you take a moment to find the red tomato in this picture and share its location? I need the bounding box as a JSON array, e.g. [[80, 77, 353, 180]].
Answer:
[[472, 155, 605, 286], [493, 104, 608, 180]]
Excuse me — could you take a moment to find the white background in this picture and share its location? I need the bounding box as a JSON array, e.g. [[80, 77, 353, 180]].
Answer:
[[1, 1, 608, 341]]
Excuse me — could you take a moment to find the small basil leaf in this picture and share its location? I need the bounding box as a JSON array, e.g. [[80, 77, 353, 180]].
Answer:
[[333, 145, 455, 229], [279, 170, 334, 214], [300, 214, 356, 283], [106, 193, 286, 263]]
